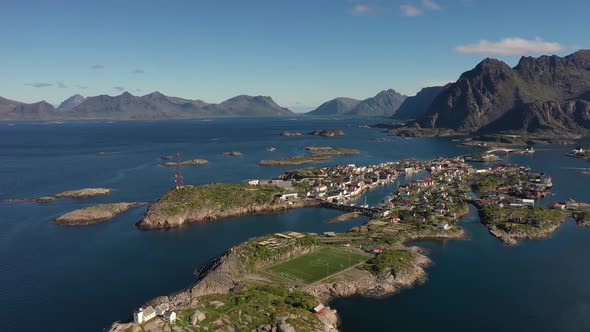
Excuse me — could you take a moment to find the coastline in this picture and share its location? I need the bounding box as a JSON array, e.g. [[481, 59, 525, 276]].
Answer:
[[108, 222, 466, 332]]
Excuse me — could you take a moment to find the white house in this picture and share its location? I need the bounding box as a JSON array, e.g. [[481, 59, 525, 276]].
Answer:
[[163, 310, 177, 323], [279, 193, 298, 200], [134, 306, 157, 324], [437, 222, 451, 230], [155, 303, 170, 316], [313, 304, 325, 313], [522, 199, 535, 207]]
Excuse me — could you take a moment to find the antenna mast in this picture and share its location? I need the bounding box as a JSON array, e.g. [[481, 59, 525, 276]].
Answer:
[[175, 152, 184, 189]]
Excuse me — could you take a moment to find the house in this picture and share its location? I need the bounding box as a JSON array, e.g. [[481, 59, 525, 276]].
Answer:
[[134, 306, 157, 324], [247, 179, 260, 185], [417, 216, 426, 223], [437, 222, 451, 230], [372, 247, 383, 254], [155, 303, 170, 316], [390, 215, 401, 223], [548, 202, 566, 210], [522, 199, 535, 207], [313, 304, 325, 314], [163, 310, 177, 323], [278, 193, 298, 200]]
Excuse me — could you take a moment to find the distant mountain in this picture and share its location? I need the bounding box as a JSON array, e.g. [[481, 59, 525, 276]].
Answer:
[[0, 92, 293, 120], [0, 97, 56, 120], [418, 50, 590, 136], [202, 95, 292, 117], [393, 85, 449, 120], [348, 89, 407, 117], [57, 94, 86, 111], [306, 98, 361, 116], [307, 89, 407, 117]]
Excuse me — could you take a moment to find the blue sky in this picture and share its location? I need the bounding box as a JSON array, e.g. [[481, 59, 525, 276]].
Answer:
[[1, 0, 589, 111]]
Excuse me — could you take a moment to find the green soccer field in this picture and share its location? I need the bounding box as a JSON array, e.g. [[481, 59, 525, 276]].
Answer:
[[265, 247, 368, 284]]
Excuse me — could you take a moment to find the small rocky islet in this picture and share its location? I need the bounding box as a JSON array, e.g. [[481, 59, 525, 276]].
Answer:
[[258, 146, 360, 166], [161, 159, 208, 167], [54, 202, 147, 226], [308, 129, 345, 137], [7, 187, 114, 203]]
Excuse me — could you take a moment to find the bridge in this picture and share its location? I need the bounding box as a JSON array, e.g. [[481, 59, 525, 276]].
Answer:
[[485, 147, 535, 154], [319, 201, 382, 217], [486, 148, 517, 154]]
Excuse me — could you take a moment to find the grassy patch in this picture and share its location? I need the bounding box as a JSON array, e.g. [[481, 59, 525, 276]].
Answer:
[[265, 247, 367, 284], [159, 183, 285, 216], [174, 285, 323, 331], [360, 250, 414, 276]]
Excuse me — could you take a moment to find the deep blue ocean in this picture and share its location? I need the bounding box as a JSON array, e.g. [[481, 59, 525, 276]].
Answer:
[[1, 117, 589, 332]]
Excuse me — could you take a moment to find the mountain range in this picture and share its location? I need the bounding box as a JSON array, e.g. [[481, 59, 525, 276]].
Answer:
[[307, 89, 407, 117], [0, 92, 293, 120], [417, 50, 590, 136]]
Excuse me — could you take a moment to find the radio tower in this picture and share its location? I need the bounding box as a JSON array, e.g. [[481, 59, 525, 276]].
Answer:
[[175, 152, 184, 189]]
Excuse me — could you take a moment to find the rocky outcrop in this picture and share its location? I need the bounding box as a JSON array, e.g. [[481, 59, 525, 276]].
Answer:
[[486, 218, 569, 245], [54, 202, 146, 226], [53, 188, 114, 199], [223, 151, 243, 156], [309, 129, 345, 137], [305, 249, 431, 302], [161, 159, 208, 166], [280, 131, 302, 137], [137, 198, 319, 230], [7, 187, 113, 203]]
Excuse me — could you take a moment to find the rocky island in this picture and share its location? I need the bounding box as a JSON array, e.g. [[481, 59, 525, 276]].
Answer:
[[223, 151, 243, 157], [136, 183, 316, 229], [7, 187, 114, 203], [110, 215, 462, 332], [162, 159, 208, 167], [280, 131, 302, 137], [259, 146, 360, 166], [309, 129, 344, 137], [566, 148, 590, 160], [53, 188, 114, 199], [54, 202, 146, 226]]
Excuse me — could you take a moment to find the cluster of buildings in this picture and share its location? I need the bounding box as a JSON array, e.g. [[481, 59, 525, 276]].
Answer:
[[381, 158, 474, 228], [280, 162, 408, 203], [133, 303, 176, 325], [475, 165, 552, 206]]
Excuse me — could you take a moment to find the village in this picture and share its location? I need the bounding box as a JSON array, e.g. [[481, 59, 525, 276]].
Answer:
[[126, 155, 590, 330]]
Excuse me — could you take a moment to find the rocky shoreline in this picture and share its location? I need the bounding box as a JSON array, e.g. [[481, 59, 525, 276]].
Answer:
[[138, 196, 319, 230], [107, 227, 439, 332], [54, 202, 147, 226]]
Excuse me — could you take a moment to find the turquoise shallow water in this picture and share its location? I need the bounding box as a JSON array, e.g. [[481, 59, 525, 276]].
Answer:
[[0, 118, 589, 332]]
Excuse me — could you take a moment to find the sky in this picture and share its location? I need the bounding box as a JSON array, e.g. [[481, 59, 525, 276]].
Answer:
[[1, 0, 589, 112]]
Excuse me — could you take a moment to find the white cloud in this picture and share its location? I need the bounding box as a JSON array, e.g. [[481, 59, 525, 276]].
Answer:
[[455, 37, 565, 56], [423, 0, 441, 10], [400, 4, 423, 17], [352, 4, 376, 15]]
